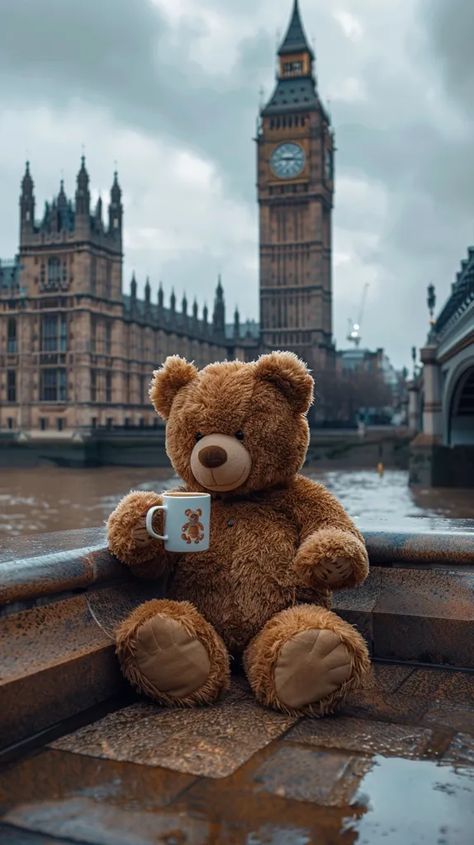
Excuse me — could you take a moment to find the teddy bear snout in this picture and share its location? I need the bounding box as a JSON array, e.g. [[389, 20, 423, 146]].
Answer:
[[190, 433, 252, 492], [198, 445, 227, 468]]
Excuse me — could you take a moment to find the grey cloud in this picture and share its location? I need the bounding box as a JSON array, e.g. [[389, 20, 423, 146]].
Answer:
[[424, 0, 474, 106], [0, 0, 271, 201], [1, 0, 473, 367]]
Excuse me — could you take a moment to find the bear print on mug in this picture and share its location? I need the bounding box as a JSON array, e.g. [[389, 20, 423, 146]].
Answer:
[[181, 508, 205, 545]]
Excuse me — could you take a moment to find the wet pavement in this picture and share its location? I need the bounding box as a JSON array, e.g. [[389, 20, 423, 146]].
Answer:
[[0, 663, 473, 844]]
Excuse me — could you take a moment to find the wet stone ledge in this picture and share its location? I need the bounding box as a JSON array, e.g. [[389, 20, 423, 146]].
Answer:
[[1, 524, 473, 609], [0, 525, 473, 751]]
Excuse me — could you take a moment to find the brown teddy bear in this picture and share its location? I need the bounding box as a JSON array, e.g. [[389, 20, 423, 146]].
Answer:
[[107, 352, 370, 716]]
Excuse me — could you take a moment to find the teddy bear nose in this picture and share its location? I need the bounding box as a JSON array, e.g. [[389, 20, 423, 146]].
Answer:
[[198, 445, 227, 468]]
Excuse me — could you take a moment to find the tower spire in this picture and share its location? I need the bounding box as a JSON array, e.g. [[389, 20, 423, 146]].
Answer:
[[108, 169, 122, 238], [279, 0, 314, 59], [20, 161, 35, 235], [262, 0, 318, 115], [21, 161, 34, 196], [75, 154, 90, 218], [213, 275, 225, 336]]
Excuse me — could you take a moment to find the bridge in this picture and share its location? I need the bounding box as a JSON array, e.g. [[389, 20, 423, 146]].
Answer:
[[409, 245, 474, 486]]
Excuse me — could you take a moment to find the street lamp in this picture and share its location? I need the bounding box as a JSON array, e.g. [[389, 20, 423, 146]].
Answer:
[[427, 284, 436, 325], [411, 345, 417, 378]]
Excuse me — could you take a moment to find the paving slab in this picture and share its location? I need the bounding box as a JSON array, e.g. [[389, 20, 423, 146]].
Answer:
[[396, 666, 474, 704], [51, 679, 298, 778], [0, 825, 79, 845], [442, 732, 474, 767], [342, 682, 429, 726], [250, 744, 372, 807], [1, 661, 473, 844], [422, 700, 474, 735], [0, 748, 201, 845], [285, 714, 433, 758], [367, 661, 415, 692]]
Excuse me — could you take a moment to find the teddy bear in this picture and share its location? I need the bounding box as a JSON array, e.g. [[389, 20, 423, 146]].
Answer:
[[181, 508, 205, 545], [107, 352, 370, 716]]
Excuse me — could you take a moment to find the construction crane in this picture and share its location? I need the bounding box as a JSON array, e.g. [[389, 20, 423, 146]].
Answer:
[[347, 283, 369, 348]]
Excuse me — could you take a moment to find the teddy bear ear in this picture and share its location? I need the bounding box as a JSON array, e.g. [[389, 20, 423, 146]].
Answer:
[[149, 356, 198, 419], [255, 351, 314, 414]]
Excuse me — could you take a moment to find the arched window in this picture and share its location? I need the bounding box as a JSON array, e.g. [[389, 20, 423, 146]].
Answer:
[[91, 256, 97, 296], [7, 318, 16, 354], [48, 257, 61, 288]]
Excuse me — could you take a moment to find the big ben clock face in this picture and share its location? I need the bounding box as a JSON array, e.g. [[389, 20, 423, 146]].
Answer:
[[270, 143, 305, 179]]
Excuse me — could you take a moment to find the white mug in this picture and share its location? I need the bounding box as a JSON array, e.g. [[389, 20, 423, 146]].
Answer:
[[145, 491, 211, 553]]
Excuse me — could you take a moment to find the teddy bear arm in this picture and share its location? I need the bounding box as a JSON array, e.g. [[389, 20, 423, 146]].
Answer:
[[292, 482, 369, 591], [107, 489, 177, 576]]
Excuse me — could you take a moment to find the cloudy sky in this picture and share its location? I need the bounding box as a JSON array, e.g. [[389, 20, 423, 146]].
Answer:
[[0, 0, 473, 368]]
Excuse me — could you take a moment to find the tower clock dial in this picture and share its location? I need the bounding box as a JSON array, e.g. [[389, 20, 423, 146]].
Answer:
[[270, 143, 305, 179]]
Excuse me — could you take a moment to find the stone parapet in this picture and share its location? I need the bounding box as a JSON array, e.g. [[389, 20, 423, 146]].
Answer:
[[0, 526, 473, 752]]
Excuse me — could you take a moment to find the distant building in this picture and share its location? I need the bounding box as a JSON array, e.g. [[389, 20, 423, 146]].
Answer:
[[0, 160, 256, 434], [409, 245, 474, 486], [0, 0, 339, 435], [335, 347, 406, 425], [339, 347, 399, 389], [257, 0, 335, 373]]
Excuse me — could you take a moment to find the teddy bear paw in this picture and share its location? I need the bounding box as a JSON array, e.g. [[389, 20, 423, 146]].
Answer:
[[316, 558, 354, 586], [274, 628, 352, 709], [133, 614, 211, 701]]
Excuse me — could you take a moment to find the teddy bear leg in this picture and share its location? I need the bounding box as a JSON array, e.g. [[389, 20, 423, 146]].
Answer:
[[243, 604, 369, 716], [116, 599, 230, 707]]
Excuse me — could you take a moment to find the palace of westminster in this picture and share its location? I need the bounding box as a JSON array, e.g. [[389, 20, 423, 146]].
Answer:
[[0, 1, 335, 432]]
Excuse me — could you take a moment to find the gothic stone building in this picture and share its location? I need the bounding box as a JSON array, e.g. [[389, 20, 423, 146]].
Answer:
[[0, 160, 256, 433], [0, 0, 333, 434], [258, 0, 335, 373]]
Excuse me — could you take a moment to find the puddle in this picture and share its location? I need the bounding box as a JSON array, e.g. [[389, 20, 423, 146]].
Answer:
[[247, 826, 312, 844], [1, 745, 474, 845], [347, 755, 474, 844]]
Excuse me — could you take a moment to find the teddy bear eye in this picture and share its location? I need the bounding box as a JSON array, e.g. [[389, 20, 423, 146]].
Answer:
[[195, 432, 204, 442], [235, 430, 244, 441]]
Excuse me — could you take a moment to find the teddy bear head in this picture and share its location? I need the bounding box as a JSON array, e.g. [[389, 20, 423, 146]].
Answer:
[[149, 351, 313, 496], [185, 508, 202, 522]]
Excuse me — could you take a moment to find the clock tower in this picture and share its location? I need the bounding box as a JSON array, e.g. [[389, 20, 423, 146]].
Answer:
[[257, 0, 334, 374]]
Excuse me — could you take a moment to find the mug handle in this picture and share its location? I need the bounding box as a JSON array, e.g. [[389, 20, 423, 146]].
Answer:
[[145, 505, 168, 540]]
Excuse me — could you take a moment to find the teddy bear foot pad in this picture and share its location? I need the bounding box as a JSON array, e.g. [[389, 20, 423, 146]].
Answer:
[[133, 615, 211, 700], [116, 599, 231, 706], [274, 629, 352, 709]]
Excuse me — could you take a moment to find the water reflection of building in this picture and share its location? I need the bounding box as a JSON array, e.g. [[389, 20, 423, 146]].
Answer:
[[409, 246, 474, 486], [0, 160, 258, 434]]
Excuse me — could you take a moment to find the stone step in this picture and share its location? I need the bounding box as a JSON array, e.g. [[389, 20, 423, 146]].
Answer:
[[0, 580, 159, 750], [1, 546, 473, 752], [334, 566, 474, 669]]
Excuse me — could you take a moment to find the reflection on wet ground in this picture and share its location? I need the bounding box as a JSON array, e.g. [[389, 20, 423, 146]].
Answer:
[[1, 465, 473, 538], [1, 664, 473, 844], [349, 756, 474, 844]]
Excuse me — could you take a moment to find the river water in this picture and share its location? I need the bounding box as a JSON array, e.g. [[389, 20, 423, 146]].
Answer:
[[1, 465, 473, 543]]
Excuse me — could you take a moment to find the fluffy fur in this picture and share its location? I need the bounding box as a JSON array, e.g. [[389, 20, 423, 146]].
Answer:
[[107, 352, 370, 714]]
